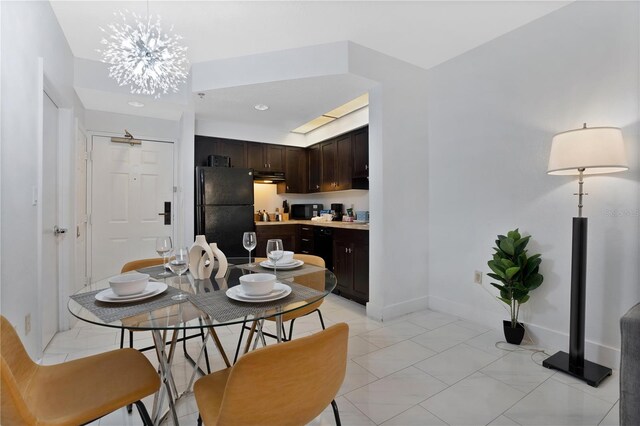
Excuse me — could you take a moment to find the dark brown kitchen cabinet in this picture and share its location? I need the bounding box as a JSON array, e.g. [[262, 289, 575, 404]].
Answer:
[[298, 225, 314, 254], [255, 225, 299, 257], [247, 143, 285, 172], [277, 147, 306, 194], [352, 127, 369, 178], [320, 140, 337, 192], [320, 134, 353, 192], [194, 136, 247, 168], [308, 145, 321, 193], [333, 229, 369, 304]]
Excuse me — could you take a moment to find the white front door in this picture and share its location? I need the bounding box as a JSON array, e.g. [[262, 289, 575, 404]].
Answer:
[[41, 92, 59, 348], [90, 136, 174, 282]]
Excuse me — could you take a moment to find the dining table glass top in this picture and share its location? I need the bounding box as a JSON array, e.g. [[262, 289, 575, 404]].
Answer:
[[68, 257, 336, 331]]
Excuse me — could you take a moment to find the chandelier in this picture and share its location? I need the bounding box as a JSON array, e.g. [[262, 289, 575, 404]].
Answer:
[[99, 9, 188, 98]]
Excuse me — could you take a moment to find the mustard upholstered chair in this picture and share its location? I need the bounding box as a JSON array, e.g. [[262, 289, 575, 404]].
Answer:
[[195, 323, 349, 426], [0, 315, 160, 426], [119, 257, 166, 349]]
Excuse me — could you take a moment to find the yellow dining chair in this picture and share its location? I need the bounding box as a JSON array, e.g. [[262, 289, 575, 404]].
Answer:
[[237, 254, 327, 361], [0, 315, 160, 426], [195, 323, 349, 426]]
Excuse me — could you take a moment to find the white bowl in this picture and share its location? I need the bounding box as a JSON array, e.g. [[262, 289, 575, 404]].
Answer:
[[239, 273, 276, 296], [269, 250, 294, 264], [108, 273, 149, 296]]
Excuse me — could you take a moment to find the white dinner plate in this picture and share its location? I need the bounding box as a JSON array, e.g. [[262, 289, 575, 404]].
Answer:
[[226, 283, 292, 303], [235, 284, 288, 300], [95, 282, 168, 303], [259, 259, 304, 270]]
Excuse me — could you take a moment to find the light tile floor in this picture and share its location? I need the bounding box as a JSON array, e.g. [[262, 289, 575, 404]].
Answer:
[[43, 295, 620, 425]]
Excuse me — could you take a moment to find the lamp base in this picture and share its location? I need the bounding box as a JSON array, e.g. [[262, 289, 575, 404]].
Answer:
[[542, 351, 612, 387]]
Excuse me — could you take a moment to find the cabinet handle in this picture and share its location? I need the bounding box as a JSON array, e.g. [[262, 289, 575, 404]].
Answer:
[[264, 163, 267, 168], [286, 185, 289, 190], [365, 164, 368, 170], [316, 185, 320, 189], [302, 238, 310, 242]]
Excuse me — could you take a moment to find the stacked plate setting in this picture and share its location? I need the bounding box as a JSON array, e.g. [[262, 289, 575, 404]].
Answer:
[[226, 282, 292, 303], [95, 273, 168, 303], [259, 259, 304, 270]]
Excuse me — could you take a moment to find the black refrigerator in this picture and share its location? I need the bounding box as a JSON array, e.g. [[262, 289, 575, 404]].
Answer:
[[195, 166, 255, 257]]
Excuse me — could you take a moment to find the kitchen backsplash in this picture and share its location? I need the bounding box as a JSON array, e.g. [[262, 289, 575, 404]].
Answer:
[[254, 183, 369, 214]]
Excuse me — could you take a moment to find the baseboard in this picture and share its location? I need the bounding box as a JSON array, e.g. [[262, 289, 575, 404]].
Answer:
[[427, 295, 621, 367], [366, 295, 429, 322]]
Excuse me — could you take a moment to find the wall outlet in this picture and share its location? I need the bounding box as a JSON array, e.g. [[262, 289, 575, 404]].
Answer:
[[24, 314, 31, 335], [473, 270, 483, 285]]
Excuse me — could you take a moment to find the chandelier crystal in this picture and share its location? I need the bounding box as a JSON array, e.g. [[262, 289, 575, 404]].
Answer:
[[99, 10, 188, 98]]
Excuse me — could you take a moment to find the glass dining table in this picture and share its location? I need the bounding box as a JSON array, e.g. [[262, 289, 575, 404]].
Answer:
[[68, 257, 336, 425]]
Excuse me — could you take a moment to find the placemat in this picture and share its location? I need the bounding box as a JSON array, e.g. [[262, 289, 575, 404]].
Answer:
[[187, 282, 325, 323], [70, 286, 186, 323], [235, 262, 326, 280], [137, 265, 177, 280]]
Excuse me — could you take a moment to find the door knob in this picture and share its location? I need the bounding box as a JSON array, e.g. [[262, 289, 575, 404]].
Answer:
[[53, 226, 68, 235]]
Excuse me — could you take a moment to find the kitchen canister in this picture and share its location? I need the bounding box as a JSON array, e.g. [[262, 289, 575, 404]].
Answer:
[[189, 235, 214, 279]]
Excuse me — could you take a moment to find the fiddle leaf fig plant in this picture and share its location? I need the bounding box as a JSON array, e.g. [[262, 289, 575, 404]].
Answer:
[[487, 229, 543, 328]]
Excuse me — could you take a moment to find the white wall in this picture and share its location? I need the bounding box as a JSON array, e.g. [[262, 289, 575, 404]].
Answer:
[[426, 1, 639, 366], [84, 110, 180, 142], [1, 1, 83, 357]]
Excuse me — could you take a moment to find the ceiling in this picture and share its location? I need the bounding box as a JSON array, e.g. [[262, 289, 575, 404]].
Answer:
[[50, 1, 570, 133]]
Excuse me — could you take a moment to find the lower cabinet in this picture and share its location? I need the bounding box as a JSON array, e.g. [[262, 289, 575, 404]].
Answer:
[[333, 229, 369, 304], [255, 225, 299, 257]]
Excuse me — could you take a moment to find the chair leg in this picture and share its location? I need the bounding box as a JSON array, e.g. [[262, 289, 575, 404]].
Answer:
[[119, 329, 125, 349], [317, 309, 326, 329], [197, 414, 203, 426], [288, 318, 296, 340], [126, 329, 134, 414], [134, 400, 153, 426], [331, 399, 341, 426]]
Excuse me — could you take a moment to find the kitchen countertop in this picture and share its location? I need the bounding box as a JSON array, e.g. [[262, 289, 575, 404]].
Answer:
[[255, 219, 369, 231]]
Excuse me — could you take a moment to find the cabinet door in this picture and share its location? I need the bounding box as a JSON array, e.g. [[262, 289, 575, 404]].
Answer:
[[308, 145, 321, 193], [281, 147, 306, 193], [194, 135, 219, 167], [352, 127, 369, 178], [247, 142, 265, 170], [335, 134, 353, 190], [320, 140, 337, 192], [217, 139, 247, 168], [333, 239, 352, 293], [265, 145, 285, 172], [352, 241, 369, 302], [255, 225, 299, 257]]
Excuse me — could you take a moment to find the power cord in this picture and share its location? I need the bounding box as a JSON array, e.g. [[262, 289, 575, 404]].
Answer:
[[494, 327, 551, 366]]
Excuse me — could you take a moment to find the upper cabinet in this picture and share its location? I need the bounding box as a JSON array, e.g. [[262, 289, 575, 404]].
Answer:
[[277, 147, 307, 194], [194, 136, 247, 168], [352, 127, 369, 179], [307, 145, 321, 193], [195, 125, 368, 193], [247, 142, 285, 172]]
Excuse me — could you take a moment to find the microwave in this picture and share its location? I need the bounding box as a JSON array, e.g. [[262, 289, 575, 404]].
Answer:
[[290, 204, 323, 220]]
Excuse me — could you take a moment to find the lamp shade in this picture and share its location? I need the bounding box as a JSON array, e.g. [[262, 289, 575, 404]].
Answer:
[[547, 126, 628, 175]]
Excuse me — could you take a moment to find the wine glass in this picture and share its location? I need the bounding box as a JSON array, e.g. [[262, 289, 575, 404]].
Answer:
[[243, 232, 257, 266], [168, 247, 190, 301], [155, 236, 172, 277], [266, 239, 283, 282]]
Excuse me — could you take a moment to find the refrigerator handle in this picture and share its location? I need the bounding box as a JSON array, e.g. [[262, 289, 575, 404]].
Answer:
[[197, 168, 205, 206]]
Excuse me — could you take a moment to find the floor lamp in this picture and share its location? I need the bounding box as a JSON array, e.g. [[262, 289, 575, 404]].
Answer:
[[543, 124, 628, 387]]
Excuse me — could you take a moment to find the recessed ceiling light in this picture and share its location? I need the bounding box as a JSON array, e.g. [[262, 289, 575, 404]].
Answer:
[[127, 101, 145, 108], [254, 104, 269, 111]]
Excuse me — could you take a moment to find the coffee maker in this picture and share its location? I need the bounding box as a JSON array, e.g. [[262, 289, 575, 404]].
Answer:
[[331, 203, 344, 221]]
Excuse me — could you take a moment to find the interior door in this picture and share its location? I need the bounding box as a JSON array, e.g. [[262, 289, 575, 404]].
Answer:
[[90, 136, 174, 282], [41, 92, 59, 349]]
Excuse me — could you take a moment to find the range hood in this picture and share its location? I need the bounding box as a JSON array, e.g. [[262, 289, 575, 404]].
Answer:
[[253, 170, 285, 184]]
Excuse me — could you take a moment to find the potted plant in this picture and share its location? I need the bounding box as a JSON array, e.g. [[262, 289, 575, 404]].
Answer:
[[487, 229, 543, 344]]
